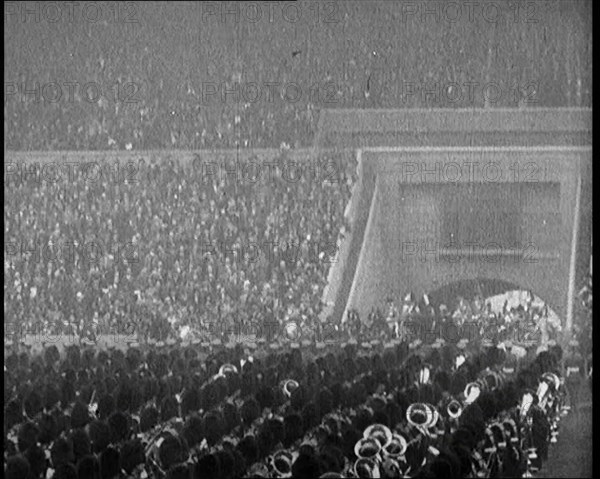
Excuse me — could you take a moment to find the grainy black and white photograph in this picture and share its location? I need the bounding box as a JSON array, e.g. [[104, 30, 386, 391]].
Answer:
[[4, 1, 593, 478]]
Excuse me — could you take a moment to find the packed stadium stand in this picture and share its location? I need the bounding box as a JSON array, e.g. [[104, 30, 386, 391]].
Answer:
[[4, 2, 592, 478]]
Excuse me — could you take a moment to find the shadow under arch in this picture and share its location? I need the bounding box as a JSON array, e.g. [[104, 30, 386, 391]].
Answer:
[[425, 277, 562, 319]]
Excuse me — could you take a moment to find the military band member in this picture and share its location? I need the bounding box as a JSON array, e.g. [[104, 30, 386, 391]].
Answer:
[[564, 339, 584, 412], [385, 297, 400, 338]]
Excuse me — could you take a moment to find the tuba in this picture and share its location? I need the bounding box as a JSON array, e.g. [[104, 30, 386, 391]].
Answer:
[[363, 423, 393, 449], [354, 437, 382, 460], [447, 399, 463, 419], [353, 457, 381, 478], [455, 353, 466, 370], [353, 433, 384, 479], [382, 433, 408, 459], [406, 403, 435, 431], [270, 449, 296, 478], [483, 370, 503, 391], [214, 363, 238, 381], [282, 379, 299, 398], [464, 382, 482, 405], [488, 422, 507, 450]]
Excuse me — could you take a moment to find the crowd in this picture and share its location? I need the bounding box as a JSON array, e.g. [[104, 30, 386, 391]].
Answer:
[[4, 330, 570, 478], [4, 150, 355, 345], [4, 1, 591, 150], [340, 291, 562, 348]]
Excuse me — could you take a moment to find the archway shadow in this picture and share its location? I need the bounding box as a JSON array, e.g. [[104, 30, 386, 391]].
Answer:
[[426, 277, 560, 317]]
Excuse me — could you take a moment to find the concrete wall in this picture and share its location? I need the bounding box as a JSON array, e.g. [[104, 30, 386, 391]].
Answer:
[[344, 147, 590, 322]]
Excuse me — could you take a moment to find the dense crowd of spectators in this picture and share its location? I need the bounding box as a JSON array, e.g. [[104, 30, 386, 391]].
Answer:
[[4, 332, 568, 478], [5, 151, 355, 344], [5, 1, 591, 150], [340, 292, 562, 348]]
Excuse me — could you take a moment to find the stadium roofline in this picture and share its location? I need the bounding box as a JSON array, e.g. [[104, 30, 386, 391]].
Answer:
[[316, 107, 591, 137]]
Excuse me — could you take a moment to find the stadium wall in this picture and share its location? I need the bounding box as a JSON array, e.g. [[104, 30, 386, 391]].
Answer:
[[343, 147, 590, 325], [317, 109, 592, 328]]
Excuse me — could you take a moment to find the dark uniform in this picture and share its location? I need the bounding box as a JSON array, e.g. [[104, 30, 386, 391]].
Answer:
[[502, 346, 519, 376], [564, 346, 584, 411]]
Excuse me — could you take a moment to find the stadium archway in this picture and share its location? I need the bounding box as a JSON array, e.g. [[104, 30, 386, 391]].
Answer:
[[425, 277, 559, 317], [318, 109, 592, 333], [427, 277, 560, 324]]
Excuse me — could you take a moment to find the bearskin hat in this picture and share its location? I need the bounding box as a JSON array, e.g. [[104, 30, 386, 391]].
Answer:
[[202, 411, 224, 446], [50, 436, 75, 468], [25, 443, 47, 478], [136, 406, 156, 434], [283, 413, 303, 447], [160, 395, 179, 422], [77, 454, 100, 479], [181, 414, 204, 448], [70, 400, 91, 429], [120, 439, 145, 475], [70, 428, 92, 462], [99, 446, 120, 479], [194, 453, 221, 479], [87, 420, 111, 453], [5, 455, 30, 479], [158, 433, 188, 470], [108, 411, 130, 443], [236, 434, 259, 466], [291, 451, 321, 479]]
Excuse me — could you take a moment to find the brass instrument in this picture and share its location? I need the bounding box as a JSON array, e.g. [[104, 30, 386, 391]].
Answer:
[[363, 423, 393, 449], [538, 372, 562, 442], [219, 363, 238, 375], [501, 418, 519, 445], [418, 364, 431, 385], [447, 399, 462, 419], [269, 449, 297, 478], [406, 403, 434, 429], [213, 363, 238, 381], [455, 353, 466, 370], [354, 437, 382, 460], [488, 422, 507, 450], [464, 381, 482, 405], [519, 390, 535, 418], [352, 423, 409, 478], [483, 370, 503, 391], [353, 457, 380, 478], [382, 433, 408, 459], [405, 401, 443, 460], [282, 379, 299, 398]]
